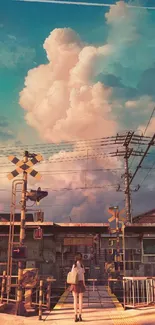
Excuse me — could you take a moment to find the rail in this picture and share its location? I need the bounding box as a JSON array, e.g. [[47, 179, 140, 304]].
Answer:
[[1, 275, 154, 316], [123, 277, 155, 309], [0, 274, 59, 320]]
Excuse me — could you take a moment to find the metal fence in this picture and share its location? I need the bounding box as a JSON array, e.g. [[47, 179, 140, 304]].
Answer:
[[0, 274, 67, 320], [123, 277, 155, 309]]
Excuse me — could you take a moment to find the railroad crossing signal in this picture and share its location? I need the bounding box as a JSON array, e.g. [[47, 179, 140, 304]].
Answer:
[[119, 208, 126, 222], [108, 208, 126, 223], [108, 207, 118, 223], [7, 154, 43, 180], [26, 188, 48, 204], [108, 215, 115, 223]]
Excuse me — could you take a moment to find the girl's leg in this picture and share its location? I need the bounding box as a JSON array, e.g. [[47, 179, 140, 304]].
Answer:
[[79, 292, 83, 315], [72, 292, 78, 315]]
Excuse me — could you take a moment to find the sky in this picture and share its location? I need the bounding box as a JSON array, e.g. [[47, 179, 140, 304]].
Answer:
[[0, 0, 155, 222]]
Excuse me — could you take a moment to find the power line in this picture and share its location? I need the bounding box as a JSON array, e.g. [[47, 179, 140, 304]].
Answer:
[[0, 135, 132, 150], [136, 160, 155, 189], [129, 107, 155, 169], [0, 132, 154, 220], [127, 134, 155, 188], [0, 133, 152, 151], [143, 107, 155, 135], [0, 184, 119, 194], [39, 184, 119, 191], [0, 148, 154, 168], [115, 131, 155, 222], [0, 166, 154, 175]]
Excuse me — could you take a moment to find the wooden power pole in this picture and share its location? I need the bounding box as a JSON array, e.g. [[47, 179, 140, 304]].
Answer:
[[115, 131, 155, 223]]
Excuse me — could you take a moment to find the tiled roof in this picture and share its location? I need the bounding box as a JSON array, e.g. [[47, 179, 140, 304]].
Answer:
[[133, 209, 155, 223]]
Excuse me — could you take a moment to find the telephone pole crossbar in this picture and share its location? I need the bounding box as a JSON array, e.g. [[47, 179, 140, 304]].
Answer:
[[127, 133, 155, 188]]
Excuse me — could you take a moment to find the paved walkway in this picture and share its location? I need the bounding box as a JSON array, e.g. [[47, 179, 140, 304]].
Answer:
[[0, 285, 155, 324], [44, 285, 155, 325]]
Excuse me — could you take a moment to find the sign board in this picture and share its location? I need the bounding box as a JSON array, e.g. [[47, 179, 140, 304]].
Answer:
[[64, 237, 93, 246], [12, 246, 27, 259]]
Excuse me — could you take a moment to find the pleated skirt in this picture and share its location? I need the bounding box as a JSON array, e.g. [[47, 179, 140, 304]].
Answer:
[[69, 280, 86, 294]]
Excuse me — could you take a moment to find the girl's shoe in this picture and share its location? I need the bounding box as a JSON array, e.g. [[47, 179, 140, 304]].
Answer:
[[75, 315, 79, 322], [79, 315, 83, 322]]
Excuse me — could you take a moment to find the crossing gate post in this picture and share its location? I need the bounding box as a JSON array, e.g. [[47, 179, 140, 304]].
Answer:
[[46, 281, 52, 310], [15, 151, 28, 315], [39, 280, 43, 320], [7, 151, 43, 315], [0, 270, 6, 303]]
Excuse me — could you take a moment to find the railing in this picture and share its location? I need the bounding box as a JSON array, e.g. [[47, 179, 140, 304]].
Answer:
[[123, 277, 155, 309], [0, 274, 60, 320], [2, 274, 154, 316]]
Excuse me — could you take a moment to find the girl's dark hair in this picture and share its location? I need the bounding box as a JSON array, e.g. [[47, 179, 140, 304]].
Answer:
[[74, 252, 84, 268]]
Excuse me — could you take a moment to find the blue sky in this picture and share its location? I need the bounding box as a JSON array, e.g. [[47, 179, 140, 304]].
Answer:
[[1, 0, 155, 220], [0, 0, 155, 143], [0, 0, 109, 142]]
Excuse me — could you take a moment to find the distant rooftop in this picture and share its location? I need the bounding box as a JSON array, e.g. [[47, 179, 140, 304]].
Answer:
[[133, 209, 155, 223]]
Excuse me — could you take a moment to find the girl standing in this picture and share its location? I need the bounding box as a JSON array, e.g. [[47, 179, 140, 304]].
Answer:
[[70, 252, 86, 322]]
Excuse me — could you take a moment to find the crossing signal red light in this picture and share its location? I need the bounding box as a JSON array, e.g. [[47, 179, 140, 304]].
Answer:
[[12, 246, 27, 259], [33, 227, 43, 240]]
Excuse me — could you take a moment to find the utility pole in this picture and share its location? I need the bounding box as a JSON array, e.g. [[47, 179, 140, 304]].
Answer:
[[115, 131, 152, 223], [123, 132, 134, 223], [16, 150, 28, 315], [115, 208, 121, 276], [124, 146, 132, 223]]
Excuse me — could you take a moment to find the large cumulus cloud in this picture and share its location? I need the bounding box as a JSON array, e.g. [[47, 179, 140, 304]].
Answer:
[[19, 27, 117, 143], [17, 1, 155, 221]]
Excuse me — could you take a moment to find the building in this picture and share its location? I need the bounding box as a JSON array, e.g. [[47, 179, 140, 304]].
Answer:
[[0, 221, 109, 282], [0, 210, 155, 282]]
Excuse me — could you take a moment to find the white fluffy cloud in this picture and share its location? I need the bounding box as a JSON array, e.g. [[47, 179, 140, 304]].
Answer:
[[19, 1, 155, 141], [17, 1, 155, 221], [19, 27, 117, 143]]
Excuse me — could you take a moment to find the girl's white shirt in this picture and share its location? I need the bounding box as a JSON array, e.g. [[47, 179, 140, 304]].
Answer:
[[72, 261, 85, 281]]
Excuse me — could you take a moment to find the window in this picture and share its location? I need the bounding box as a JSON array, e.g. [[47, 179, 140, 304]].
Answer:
[[143, 238, 155, 255]]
